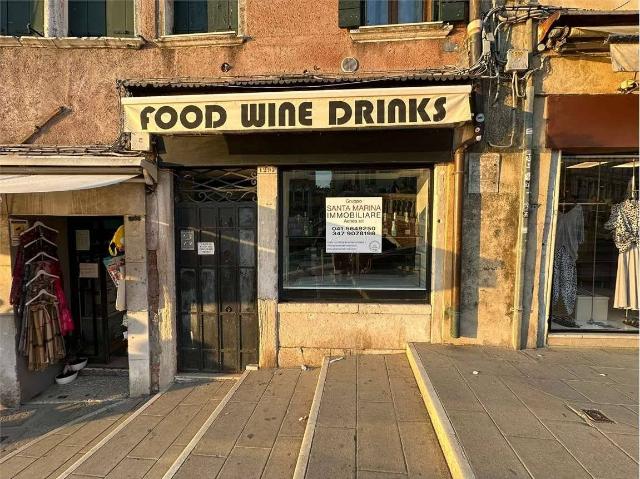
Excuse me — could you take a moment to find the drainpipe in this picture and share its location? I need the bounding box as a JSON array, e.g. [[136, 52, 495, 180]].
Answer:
[[467, 0, 482, 65], [449, 137, 474, 338], [450, 0, 483, 340], [511, 19, 536, 350]]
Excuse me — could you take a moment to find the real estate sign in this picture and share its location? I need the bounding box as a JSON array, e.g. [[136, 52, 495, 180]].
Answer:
[[325, 197, 382, 254]]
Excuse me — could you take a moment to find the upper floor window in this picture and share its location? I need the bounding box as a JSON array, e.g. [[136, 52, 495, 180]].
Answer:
[[68, 0, 134, 37], [365, 0, 425, 25], [0, 0, 43, 36], [338, 0, 468, 28], [173, 0, 237, 34]]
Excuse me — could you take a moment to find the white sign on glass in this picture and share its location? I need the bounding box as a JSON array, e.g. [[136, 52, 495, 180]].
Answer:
[[326, 197, 382, 254]]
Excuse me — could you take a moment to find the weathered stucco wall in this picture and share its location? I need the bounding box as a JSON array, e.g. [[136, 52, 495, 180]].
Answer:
[[277, 303, 431, 367], [0, 0, 468, 145]]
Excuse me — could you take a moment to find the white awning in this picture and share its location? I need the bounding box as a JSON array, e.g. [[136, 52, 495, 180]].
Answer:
[[0, 174, 138, 193]]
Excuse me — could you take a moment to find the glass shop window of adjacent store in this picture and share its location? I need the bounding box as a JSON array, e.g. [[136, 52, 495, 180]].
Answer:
[[281, 168, 430, 301], [550, 157, 639, 333]]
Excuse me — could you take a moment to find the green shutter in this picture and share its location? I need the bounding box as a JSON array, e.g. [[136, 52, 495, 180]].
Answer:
[[107, 0, 134, 36], [173, 0, 190, 34], [3, 0, 39, 36], [68, 0, 87, 36], [188, 0, 207, 33], [338, 0, 361, 28], [208, 0, 229, 32], [86, 0, 106, 36]]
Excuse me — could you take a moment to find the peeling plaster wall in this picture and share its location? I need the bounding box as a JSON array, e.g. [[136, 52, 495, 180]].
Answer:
[[0, 0, 468, 144]]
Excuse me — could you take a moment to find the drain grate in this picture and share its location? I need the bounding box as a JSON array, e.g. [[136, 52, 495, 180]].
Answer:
[[581, 409, 613, 423]]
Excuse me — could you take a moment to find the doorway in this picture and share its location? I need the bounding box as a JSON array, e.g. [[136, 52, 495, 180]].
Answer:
[[68, 217, 127, 367], [174, 169, 259, 373]]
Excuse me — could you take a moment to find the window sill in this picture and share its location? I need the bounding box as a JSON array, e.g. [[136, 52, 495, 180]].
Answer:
[[156, 32, 245, 48], [349, 22, 453, 43], [0, 36, 145, 49]]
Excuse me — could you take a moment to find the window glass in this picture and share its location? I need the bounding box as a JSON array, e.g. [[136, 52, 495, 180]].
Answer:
[[281, 168, 430, 300], [365, 0, 424, 26], [550, 157, 639, 333], [0, 0, 43, 36], [68, 0, 134, 37], [173, 0, 238, 34]]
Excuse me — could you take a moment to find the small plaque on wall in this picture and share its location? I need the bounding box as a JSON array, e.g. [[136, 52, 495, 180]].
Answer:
[[197, 242, 215, 255], [180, 230, 195, 250], [79, 263, 99, 278], [75, 230, 91, 251]]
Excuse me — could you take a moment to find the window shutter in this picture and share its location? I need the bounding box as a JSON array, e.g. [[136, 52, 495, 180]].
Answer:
[[188, 0, 208, 33], [173, 0, 190, 34], [338, 0, 361, 29], [2, 0, 42, 36], [68, 0, 88, 36], [208, 0, 230, 32], [106, 0, 134, 36]]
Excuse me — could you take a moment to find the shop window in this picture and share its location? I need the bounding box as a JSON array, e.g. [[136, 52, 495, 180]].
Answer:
[[0, 0, 43, 36], [68, 0, 134, 37], [280, 168, 430, 302], [173, 0, 238, 34], [550, 157, 639, 333], [338, 0, 468, 28]]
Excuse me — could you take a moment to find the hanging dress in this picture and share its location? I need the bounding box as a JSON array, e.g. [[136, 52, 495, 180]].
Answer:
[[552, 205, 585, 316], [604, 199, 639, 310]]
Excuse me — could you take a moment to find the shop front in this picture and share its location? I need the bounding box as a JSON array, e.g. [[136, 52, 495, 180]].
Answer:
[[0, 151, 157, 406], [541, 94, 639, 346], [122, 80, 476, 370]]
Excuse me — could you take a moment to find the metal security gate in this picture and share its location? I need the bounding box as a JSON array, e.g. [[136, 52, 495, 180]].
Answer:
[[174, 169, 258, 372]]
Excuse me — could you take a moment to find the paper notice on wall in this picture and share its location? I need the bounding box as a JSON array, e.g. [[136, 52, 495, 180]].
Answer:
[[326, 197, 382, 254], [79, 262, 99, 278], [197, 242, 215, 255], [75, 230, 91, 251]]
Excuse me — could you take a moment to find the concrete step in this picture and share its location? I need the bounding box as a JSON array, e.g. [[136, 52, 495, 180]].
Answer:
[[295, 353, 451, 479]]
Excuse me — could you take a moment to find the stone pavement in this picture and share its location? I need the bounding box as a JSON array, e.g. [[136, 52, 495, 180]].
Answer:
[[1, 374, 129, 457], [412, 344, 639, 479], [0, 379, 234, 479], [304, 354, 451, 479], [173, 368, 318, 479]]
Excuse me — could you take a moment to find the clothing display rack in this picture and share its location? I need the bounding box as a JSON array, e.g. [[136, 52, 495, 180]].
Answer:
[[10, 221, 74, 371]]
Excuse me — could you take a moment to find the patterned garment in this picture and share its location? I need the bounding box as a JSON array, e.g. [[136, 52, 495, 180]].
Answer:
[[604, 199, 639, 253], [24, 301, 65, 371], [552, 245, 578, 315]]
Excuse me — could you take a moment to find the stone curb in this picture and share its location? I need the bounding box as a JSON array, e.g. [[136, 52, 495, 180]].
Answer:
[[293, 356, 330, 479], [162, 371, 250, 479], [406, 343, 476, 479]]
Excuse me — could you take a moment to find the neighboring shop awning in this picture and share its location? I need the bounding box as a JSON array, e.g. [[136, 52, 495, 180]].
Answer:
[[122, 85, 473, 134], [545, 94, 639, 153], [0, 148, 157, 193], [0, 174, 139, 193]]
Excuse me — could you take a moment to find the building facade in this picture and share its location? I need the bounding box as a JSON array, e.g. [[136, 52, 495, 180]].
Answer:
[[0, 0, 637, 407]]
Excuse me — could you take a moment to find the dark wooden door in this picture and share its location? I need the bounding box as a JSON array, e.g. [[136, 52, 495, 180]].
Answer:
[[69, 217, 125, 363], [175, 173, 258, 373]]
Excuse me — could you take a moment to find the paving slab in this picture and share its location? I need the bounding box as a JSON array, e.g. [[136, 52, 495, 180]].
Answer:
[[173, 368, 318, 479], [304, 354, 450, 479], [413, 343, 640, 479]]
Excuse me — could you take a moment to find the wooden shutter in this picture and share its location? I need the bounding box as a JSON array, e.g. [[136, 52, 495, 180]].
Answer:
[[106, 0, 134, 36], [69, 0, 107, 36], [1, 0, 42, 36], [338, 0, 361, 29], [173, 0, 190, 34], [189, 0, 208, 33], [208, 0, 231, 32]]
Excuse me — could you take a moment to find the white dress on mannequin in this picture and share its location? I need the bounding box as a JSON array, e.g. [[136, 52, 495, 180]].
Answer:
[[605, 199, 639, 310]]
